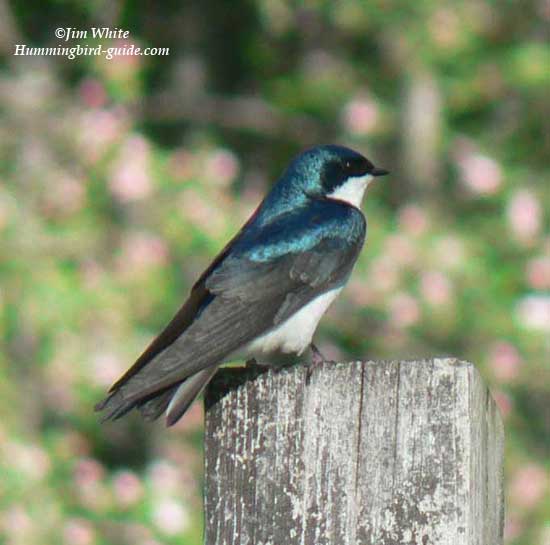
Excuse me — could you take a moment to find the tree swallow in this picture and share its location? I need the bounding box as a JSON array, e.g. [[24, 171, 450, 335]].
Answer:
[[96, 145, 388, 425]]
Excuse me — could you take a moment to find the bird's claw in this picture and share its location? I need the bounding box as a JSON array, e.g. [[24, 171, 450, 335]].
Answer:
[[245, 358, 258, 369], [310, 344, 325, 367], [307, 344, 332, 383]]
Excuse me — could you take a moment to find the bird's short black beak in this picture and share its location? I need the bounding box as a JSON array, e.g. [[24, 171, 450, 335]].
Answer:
[[371, 167, 389, 177]]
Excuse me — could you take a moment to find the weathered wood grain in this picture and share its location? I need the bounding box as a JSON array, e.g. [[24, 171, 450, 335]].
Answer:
[[204, 358, 504, 545]]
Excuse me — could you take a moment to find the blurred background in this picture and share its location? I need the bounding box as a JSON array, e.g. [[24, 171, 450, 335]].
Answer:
[[1, 1, 549, 544]]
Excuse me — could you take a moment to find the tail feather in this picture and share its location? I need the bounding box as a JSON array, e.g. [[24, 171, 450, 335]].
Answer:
[[166, 366, 219, 426], [95, 366, 219, 425], [137, 385, 179, 421], [94, 391, 136, 422]]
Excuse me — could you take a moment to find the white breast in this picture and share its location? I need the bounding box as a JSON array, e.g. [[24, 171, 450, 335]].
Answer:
[[243, 287, 343, 357], [327, 174, 373, 208]]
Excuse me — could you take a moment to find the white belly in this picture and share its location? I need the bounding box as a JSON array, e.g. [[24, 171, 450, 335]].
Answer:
[[243, 287, 343, 357]]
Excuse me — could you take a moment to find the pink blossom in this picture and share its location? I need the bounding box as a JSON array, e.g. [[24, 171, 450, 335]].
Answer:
[[73, 457, 109, 510], [342, 96, 379, 135], [91, 352, 125, 387], [112, 470, 144, 507], [2, 506, 33, 540], [179, 188, 227, 237], [510, 463, 548, 509], [63, 518, 95, 545], [504, 514, 523, 543], [159, 446, 200, 491], [384, 234, 417, 267], [116, 231, 169, 272], [100, 39, 142, 81], [419, 270, 453, 306], [368, 257, 400, 294], [109, 135, 153, 202], [169, 148, 195, 181], [538, 0, 550, 20], [389, 293, 421, 328], [152, 499, 190, 535], [515, 295, 550, 332], [398, 204, 430, 237], [148, 460, 181, 496], [79, 78, 107, 108], [4, 441, 49, 481], [491, 389, 512, 419], [43, 174, 86, 217], [347, 278, 377, 305], [507, 189, 542, 243], [458, 152, 502, 195], [78, 108, 128, 163], [203, 149, 240, 187], [488, 341, 522, 382], [74, 457, 105, 486], [526, 256, 550, 290]]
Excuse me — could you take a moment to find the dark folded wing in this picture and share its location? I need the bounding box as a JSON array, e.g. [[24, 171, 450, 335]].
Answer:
[[107, 201, 266, 393], [97, 200, 366, 411], [108, 284, 210, 392]]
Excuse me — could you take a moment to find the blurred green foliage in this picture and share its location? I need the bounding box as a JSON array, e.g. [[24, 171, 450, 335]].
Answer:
[[1, 1, 549, 544]]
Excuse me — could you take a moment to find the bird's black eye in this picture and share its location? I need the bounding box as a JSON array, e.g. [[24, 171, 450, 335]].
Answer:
[[343, 157, 371, 176]]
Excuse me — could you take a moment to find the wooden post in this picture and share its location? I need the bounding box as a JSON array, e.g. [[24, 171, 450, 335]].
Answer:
[[204, 358, 504, 545]]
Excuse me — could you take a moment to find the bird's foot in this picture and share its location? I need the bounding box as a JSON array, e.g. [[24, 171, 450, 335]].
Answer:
[[245, 358, 259, 369], [310, 343, 326, 366], [307, 344, 333, 383], [245, 358, 273, 379]]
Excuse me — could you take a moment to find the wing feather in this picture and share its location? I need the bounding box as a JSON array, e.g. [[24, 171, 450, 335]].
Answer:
[[96, 199, 365, 421]]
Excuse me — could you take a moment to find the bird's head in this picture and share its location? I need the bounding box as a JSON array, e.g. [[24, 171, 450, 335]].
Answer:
[[287, 145, 388, 208]]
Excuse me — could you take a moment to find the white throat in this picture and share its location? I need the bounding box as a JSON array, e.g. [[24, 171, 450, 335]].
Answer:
[[326, 174, 373, 208]]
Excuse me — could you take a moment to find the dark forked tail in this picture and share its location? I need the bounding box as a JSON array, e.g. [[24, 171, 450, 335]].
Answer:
[[95, 366, 219, 426]]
